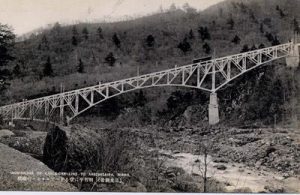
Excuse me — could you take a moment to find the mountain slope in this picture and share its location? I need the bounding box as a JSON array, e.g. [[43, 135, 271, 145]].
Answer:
[[1, 0, 300, 127]]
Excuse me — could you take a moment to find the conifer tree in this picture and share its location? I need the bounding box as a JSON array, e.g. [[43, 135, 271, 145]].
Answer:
[[71, 26, 79, 45], [260, 23, 264, 34], [133, 91, 147, 107], [265, 32, 274, 42], [146, 35, 155, 47], [77, 58, 84, 73], [105, 52, 116, 66], [198, 26, 211, 41], [189, 29, 195, 39], [13, 64, 21, 76], [258, 43, 265, 49], [112, 33, 121, 48], [232, 35, 241, 44], [0, 23, 15, 90], [97, 27, 104, 39], [276, 5, 285, 18], [272, 36, 280, 46], [82, 27, 89, 40], [43, 57, 53, 76], [72, 26, 78, 35], [41, 35, 49, 50], [51, 22, 61, 37], [250, 44, 257, 51], [0, 23, 15, 67], [227, 18, 235, 30], [293, 18, 300, 34], [203, 42, 211, 54], [72, 36, 78, 46], [178, 37, 191, 54], [241, 44, 249, 53]]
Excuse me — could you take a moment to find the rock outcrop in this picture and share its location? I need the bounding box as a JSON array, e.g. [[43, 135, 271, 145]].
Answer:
[[0, 143, 77, 191]]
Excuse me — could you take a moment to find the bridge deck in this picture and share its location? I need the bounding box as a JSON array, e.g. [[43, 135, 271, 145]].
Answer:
[[0, 42, 298, 124]]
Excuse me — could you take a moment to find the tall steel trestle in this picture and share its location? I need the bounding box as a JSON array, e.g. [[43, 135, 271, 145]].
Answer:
[[0, 42, 299, 125]]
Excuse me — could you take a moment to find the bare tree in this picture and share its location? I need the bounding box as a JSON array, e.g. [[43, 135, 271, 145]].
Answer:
[[195, 138, 217, 193]]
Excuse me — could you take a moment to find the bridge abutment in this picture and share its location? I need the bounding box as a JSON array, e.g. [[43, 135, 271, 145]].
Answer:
[[208, 92, 219, 125]]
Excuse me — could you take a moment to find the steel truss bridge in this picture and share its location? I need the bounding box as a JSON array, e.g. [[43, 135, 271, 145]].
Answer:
[[0, 41, 299, 125]]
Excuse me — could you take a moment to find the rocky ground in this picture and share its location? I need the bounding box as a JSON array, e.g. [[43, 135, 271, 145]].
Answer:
[[0, 123, 299, 192], [107, 125, 300, 192], [160, 149, 300, 193], [141, 126, 300, 176], [75, 123, 300, 192]]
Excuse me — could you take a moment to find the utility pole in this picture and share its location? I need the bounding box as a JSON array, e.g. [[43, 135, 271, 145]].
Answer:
[[137, 65, 140, 76], [60, 83, 65, 93]]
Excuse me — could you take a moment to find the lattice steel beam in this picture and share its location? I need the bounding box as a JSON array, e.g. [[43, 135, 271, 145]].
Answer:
[[0, 42, 297, 124]]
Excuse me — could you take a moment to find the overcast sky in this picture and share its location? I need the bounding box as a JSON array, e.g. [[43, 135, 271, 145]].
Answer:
[[0, 0, 224, 35]]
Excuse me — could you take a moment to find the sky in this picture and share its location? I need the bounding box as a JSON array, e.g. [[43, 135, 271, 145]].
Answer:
[[0, 0, 224, 36]]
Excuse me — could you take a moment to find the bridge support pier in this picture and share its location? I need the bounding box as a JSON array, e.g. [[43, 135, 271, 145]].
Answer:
[[208, 92, 219, 125]]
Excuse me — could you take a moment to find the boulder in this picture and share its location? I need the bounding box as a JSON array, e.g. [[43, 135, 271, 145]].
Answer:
[[214, 164, 227, 170], [172, 180, 201, 192], [165, 167, 185, 177], [232, 187, 252, 193], [43, 125, 129, 173], [0, 129, 14, 138], [264, 185, 286, 193], [166, 172, 176, 178], [121, 181, 147, 192], [0, 143, 77, 191], [213, 158, 228, 163], [1, 131, 47, 158]]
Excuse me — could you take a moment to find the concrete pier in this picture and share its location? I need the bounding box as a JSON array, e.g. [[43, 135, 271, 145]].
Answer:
[[209, 92, 219, 125]]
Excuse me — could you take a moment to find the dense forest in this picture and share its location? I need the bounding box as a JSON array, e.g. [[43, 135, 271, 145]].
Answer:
[[1, 0, 300, 127]]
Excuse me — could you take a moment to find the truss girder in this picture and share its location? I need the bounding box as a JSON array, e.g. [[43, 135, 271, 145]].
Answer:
[[0, 42, 296, 123]]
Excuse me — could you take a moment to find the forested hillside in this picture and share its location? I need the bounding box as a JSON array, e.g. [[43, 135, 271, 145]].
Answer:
[[1, 0, 300, 127]]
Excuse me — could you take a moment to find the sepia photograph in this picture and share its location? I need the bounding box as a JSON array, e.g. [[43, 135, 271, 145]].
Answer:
[[0, 0, 300, 193]]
